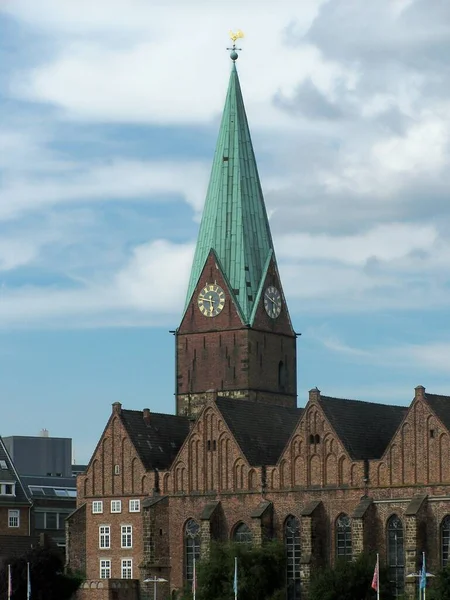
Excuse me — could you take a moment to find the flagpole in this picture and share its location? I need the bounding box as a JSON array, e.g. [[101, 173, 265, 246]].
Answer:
[[377, 554, 380, 600], [7, 564, 11, 600], [423, 552, 426, 600], [27, 561, 31, 600], [234, 556, 238, 600], [192, 556, 196, 600]]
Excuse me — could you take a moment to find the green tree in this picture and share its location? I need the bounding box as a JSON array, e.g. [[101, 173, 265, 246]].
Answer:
[[0, 546, 83, 600], [309, 553, 396, 600], [426, 564, 450, 600], [185, 541, 285, 600]]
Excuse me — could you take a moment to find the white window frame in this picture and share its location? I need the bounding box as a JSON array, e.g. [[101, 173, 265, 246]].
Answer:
[[100, 559, 111, 579], [121, 558, 133, 579], [121, 525, 132, 548], [129, 499, 140, 513], [8, 509, 19, 528], [92, 501, 103, 514], [0, 483, 15, 496], [111, 500, 122, 513], [99, 525, 111, 549]]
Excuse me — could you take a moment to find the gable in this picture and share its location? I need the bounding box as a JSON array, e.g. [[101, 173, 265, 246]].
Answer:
[[319, 395, 407, 460], [215, 396, 302, 466]]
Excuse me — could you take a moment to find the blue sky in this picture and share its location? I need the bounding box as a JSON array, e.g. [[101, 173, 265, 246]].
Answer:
[[2, 0, 450, 462]]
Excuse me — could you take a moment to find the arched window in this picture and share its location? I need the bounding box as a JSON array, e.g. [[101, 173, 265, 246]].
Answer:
[[387, 515, 404, 596], [285, 516, 301, 600], [442, 516, 450, 567], [336, 514, 352, 561], [233, 522, 252, 544], [184, 519, 200, 583]]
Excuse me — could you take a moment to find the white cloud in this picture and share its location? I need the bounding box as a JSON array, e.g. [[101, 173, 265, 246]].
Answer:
[[0, 239, 194, 327], [0, 158, 209, 220]]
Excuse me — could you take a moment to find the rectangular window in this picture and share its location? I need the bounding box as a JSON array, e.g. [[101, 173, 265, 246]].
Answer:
[[111, 500, 122, 513], [121, 558, 133, 579], [100, 559, 111, 579], [8, 510, 19, 528], [129, 499, 140, 513], [0, 483, 15, 496], [46, 513, 57, 530], [99, 525, 111, 549], [121, 525, 132, 548], [92, 501, 103, 514], [35, 512, 45, 529]]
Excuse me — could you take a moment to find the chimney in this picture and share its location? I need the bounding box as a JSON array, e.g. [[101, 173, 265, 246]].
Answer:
[[143, 408, 151, 425], [112, 402, 122, 415], [415, 385, 426, 400], [308, 387, 321, 402]]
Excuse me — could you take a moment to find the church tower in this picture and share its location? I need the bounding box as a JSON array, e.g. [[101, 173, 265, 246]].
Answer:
[[176, 44, 297, 416]]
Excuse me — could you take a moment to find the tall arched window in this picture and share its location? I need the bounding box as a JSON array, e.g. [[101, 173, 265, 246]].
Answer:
[[233, 522, 252, 544], [336, 514, 352, 561], [184, 519, 200, 583], [442, 516, 450, 567], [285, 516, 301, 600], [387, 515, 404, 596]]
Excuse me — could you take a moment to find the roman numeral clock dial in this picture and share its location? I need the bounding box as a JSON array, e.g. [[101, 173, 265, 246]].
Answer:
[[197, 283, 226, 317], [264, 286, 282, 318]]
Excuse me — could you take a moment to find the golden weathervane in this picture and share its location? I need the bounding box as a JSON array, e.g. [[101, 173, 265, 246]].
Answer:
[[229, 30, 245, 43]]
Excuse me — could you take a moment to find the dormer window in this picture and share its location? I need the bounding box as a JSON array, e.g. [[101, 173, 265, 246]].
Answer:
[[0, 460, 8, 469], [0, 483, 15, 496]]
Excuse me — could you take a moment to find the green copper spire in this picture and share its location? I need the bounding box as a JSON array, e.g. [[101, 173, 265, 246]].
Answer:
[[184, 57, 275, 323]]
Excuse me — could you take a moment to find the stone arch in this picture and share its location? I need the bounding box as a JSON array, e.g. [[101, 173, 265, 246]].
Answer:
[[280, 459, 289, 489], [248, 469, 257, 490], [219, 433, 231, 491], [350, 463, 359, 486], [325, 453, 337, 486], [294, 453, 306, 486], [233, 458, 246, 490], [377, 462, 387, 486], [390, 444, 401, 485], [310, 454, 321, 486], [440, 433, 450, 482], [338, 455, 348, 485], [401, 422, 414, 484], [163, 472, 170, 493]]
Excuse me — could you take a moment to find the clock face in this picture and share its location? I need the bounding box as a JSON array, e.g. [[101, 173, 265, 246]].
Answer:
[[264, 286, 282, 319], [198, 283, 226, 317]]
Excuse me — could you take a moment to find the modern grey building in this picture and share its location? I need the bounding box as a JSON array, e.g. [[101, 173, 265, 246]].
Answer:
[[3, 435, 72, 478]]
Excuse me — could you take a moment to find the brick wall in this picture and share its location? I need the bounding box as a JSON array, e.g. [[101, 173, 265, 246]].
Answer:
[[76, 579, 139, 600], [66, 504, 86, 575]]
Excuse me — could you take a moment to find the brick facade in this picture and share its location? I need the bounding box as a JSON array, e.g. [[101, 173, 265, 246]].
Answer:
[[68, 383, 450, 600], [176, 253, 296, 417]]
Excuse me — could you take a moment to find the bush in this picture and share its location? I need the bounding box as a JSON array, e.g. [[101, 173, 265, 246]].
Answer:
[[309, 553, 396, 600], [0, 546, 83, 600], [191, 541, 285, 600]]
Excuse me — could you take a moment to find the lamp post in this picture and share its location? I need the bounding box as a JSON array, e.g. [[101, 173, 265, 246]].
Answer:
[[406, 571, 435, 600], [143, 576, 168, 600]]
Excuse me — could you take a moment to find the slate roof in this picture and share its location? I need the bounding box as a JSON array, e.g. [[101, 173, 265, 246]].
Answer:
[[423, 393, 450, 431], [184, 60, 275, 324], [120, 410, 190, 471], [319, 396, 408, 460], [0, 438, 30, 506], [215, 397, 302, 466]]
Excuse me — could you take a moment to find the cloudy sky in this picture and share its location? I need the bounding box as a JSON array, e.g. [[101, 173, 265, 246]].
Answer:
[[1, 0, 450, 462]]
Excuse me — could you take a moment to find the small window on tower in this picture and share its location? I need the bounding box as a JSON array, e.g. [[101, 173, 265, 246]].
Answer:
[[309, 434, 314, 444], [315, 434, 320, 444], [207, 440, 211, 451], [114, 464, 120, 475], [430, 429, 435, 438], [213, 440, 217, 451]]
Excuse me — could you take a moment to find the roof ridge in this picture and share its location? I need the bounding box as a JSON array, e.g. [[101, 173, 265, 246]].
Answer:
[[320, 395, 408, 410], [121, 408, 189, 420]]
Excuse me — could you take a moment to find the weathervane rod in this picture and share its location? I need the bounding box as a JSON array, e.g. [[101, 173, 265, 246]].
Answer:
[[227, 29, 245, 61]]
